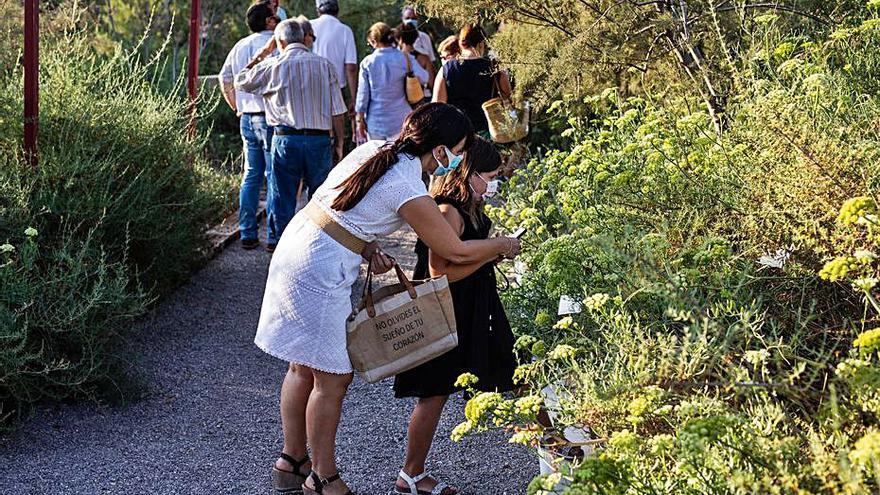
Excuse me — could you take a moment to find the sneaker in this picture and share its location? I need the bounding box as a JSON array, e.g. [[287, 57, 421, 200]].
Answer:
[[241, 238, 260, 250], [266, 243, 277, 253]]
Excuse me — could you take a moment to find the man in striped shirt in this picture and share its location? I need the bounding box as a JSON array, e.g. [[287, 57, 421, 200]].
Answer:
[[235, 17, 347, 252]]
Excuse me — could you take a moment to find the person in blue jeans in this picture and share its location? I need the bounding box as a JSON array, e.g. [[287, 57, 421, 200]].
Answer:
[[236, 17, 347, 252], [240, 114, 274, 248], [267, 131, 333, 244], [220, 3, 279, 249]]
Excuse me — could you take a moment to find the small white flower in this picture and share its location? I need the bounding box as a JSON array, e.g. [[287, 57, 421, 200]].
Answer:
[[853, 278, 879, 292], [855, 250, 877, 262], [744, 349, 770, 366], [24, 227, 38, 237], [0, 243, 14, 253]]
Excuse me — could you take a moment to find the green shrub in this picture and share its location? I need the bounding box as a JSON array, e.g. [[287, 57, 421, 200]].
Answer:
[[0, 28, 235, 427], [0, 229, 146, 425], [453, 7, 880, 494]]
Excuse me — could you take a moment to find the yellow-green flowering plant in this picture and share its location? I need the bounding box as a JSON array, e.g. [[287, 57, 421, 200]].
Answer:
[[820, 196, 880, 314]]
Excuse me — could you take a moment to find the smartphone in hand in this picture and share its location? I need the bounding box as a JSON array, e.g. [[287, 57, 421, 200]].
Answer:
[[512, 227, 527, 239]]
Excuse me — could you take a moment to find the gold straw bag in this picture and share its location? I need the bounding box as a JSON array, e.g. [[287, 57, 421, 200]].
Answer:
[[346, 260, 458, 383], [481, 65, 530, 144]]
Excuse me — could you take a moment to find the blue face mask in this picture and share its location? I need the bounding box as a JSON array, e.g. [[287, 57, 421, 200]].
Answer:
[[433, 146, 464, 176], [404, 18, 418, 28]]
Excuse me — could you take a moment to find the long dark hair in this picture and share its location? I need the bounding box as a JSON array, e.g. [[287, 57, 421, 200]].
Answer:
[[430, 137, 501, 226], [331, 103, 475, 211], [396, 22, 419, 46]]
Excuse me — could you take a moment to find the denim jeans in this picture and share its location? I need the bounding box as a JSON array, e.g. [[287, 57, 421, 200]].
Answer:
[[267, 133, 332, 244], [239, 114, 273, 241]]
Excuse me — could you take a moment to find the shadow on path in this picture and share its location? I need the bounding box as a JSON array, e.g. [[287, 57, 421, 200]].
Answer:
[[0, 225, 536, 494]]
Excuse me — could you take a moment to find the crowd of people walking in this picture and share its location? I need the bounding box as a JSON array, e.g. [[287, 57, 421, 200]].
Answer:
[[219, 2, 522, 494]]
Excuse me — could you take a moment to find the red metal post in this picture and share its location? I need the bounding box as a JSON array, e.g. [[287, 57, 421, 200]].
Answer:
[[186, 0, 201, 136], [23, 0, 39, 166]]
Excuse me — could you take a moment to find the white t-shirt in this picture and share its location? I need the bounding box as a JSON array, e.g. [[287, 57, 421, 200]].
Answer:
[[312, 140, 428, 240], [414, 30, 436, 62], [219, 31, 275, 113], [310, 14, 358, 89]]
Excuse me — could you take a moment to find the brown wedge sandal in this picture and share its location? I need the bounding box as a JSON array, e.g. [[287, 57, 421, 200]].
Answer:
[[303, 471, 356, 495], [272, 453, 311, 493]]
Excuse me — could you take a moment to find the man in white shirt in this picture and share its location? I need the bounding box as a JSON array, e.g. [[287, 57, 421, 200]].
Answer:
[[401, 5, 437, 98], [310, 0, 358, 116], [235, 17, 347, 251], [402, 5, 437, 63], [219, 2, 278, 250]]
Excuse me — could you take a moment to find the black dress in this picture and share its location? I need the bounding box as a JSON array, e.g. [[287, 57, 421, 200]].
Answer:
[[443, 58, 495, 133], [393, 197, 517, 398]]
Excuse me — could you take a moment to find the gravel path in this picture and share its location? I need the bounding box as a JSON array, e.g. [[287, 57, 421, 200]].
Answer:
[[0, 225, 537, 494]]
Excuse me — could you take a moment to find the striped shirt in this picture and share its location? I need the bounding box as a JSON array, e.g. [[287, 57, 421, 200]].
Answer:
[[234, 44, 347, 130]]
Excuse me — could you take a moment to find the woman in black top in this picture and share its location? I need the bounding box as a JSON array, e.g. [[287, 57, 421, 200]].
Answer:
[[391, 138, 518, 495], [433, 24, 512, 135]]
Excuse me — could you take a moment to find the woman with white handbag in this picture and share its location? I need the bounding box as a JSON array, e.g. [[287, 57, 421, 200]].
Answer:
[[254, 103, 521, 495]]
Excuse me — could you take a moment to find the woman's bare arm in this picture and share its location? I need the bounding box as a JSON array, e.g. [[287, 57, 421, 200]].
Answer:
[[432, 71, 447, 103], [429, 251, 492, 283], [499, 70, 512, 99], [427, 205, 497, 282], [399, 196, 517, 265]]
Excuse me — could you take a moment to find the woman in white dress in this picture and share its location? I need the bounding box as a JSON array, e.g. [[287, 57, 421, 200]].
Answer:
[[255, 103, 521, 495]]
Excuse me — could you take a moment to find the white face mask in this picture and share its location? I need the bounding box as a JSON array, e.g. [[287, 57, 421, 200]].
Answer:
[[474, 173, 500, 200]]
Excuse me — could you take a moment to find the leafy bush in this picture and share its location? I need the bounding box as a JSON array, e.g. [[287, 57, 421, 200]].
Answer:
[[0, 28, 235, 427], [452, 6, 880, 494]]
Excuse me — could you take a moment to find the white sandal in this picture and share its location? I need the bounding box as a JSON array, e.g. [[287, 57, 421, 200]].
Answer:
[[390, 470, 456, 495]]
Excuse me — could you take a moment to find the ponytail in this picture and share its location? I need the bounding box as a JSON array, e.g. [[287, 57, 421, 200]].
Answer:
[[438, 35, 460, 60], [458, 24, 487, 50], [331, 141, 404, 211], [331, 103, 476, 212]]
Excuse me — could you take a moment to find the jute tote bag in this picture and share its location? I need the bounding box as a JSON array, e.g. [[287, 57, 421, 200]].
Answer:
[[347, 261, 458, 383], [481, 62, 530, 144]]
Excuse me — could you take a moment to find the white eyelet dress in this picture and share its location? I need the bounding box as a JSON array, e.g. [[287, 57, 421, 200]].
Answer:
[[254, 141, 429, 374]]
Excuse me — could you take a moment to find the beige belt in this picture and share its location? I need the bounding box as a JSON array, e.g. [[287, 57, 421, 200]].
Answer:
[[303, 201, 367, 255]]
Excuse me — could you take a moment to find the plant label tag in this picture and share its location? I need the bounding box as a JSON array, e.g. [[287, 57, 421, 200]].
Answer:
[[758, 249, 790, 269], [558, 295, 583, 315], [514, 260, 527, 284], [563, 425, 591, 444]]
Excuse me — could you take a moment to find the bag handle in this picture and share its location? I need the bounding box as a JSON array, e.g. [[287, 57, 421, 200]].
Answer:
[[357, 256, 418, 319], [490, 59, 501, 99], [404, 50, 414, 76]]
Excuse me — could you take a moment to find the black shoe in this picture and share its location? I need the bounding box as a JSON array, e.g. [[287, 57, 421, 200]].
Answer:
[[266, 243, 277, 253], [241, 238, 260, 250]]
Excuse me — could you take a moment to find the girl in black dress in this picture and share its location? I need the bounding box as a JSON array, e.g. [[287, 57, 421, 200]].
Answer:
[[391, 137, 518, 495]]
